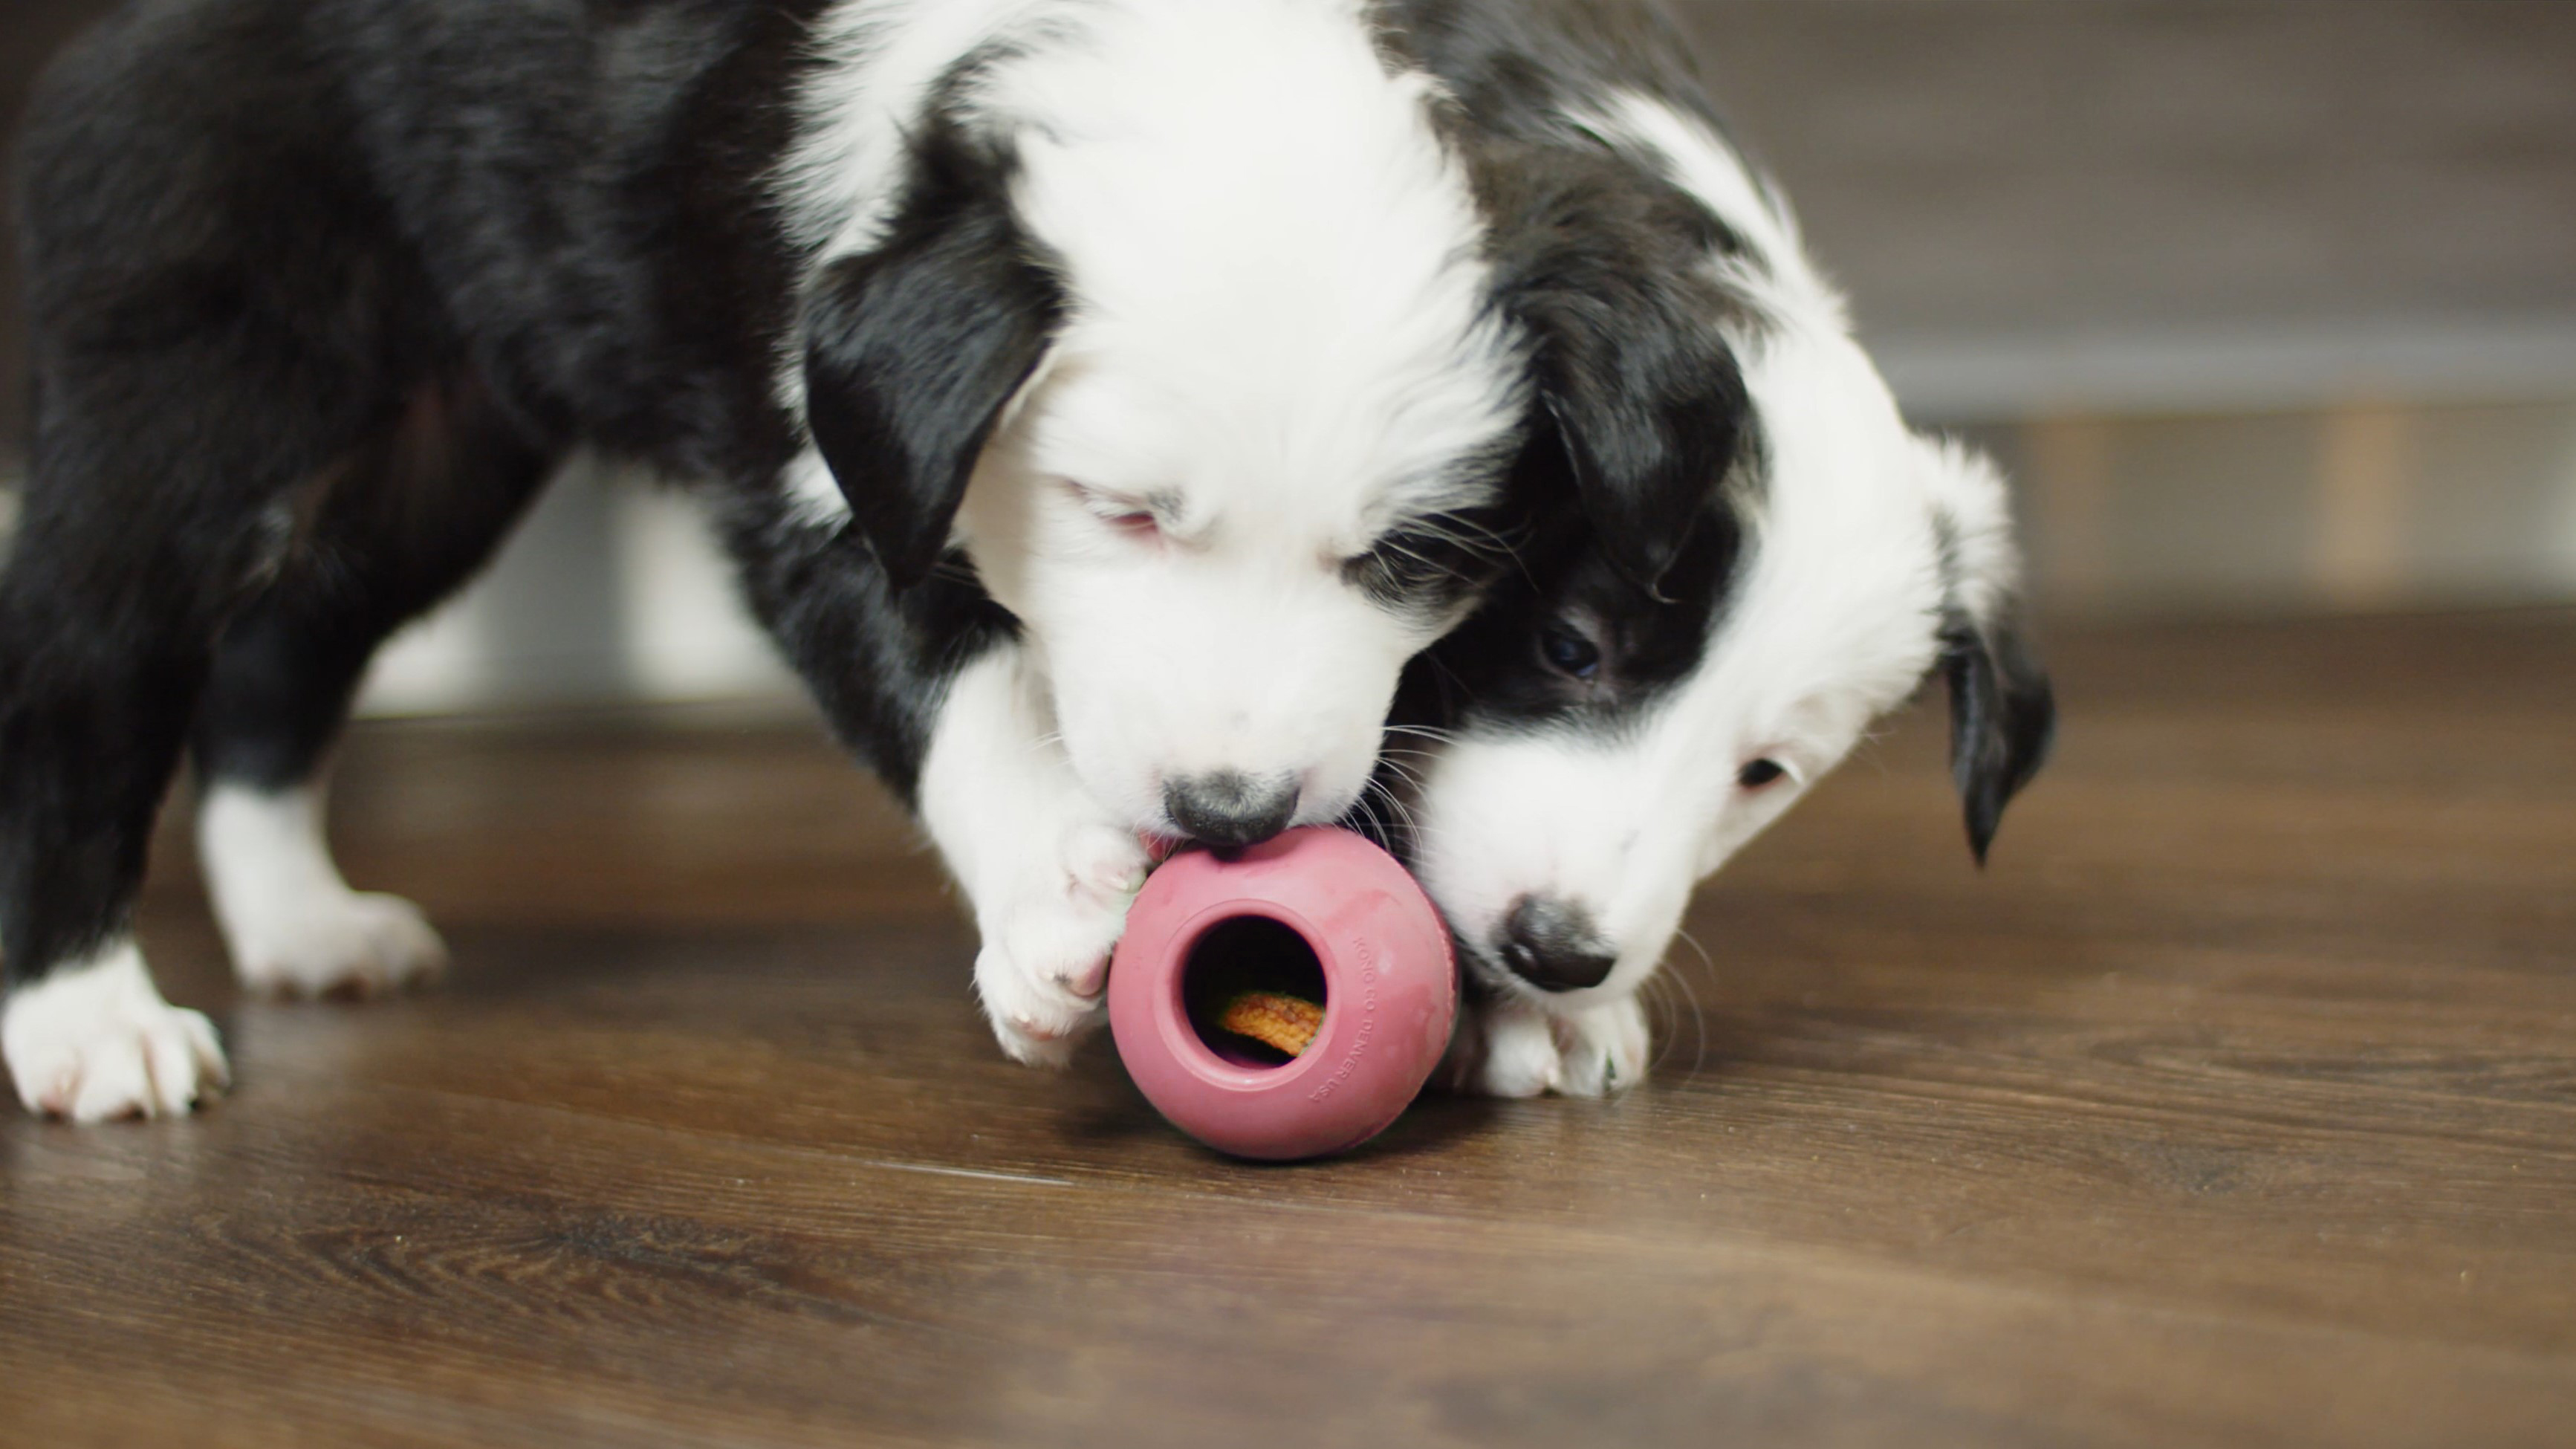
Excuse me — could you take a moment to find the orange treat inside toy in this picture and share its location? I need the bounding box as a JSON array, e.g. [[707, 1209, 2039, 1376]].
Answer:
[[1217, 991, 1325, 1058]]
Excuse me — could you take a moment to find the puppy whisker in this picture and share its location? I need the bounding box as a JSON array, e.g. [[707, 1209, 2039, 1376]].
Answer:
[[1668, 928, 1716, 1084]]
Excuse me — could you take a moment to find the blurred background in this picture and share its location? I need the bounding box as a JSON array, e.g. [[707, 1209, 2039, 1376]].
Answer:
[[5, 0, 2573, 714]]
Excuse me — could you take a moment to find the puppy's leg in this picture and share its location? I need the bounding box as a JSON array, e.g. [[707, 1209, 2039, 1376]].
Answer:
[[918, 647, 1149, 1067], [195, 782, 443, 999], [0, 23, 513, 1115], [0, 516, 240, 1118], [1444, 992, 1650, 1098], [0, 398, 358, 1118], [189, 383, 555, 998], [716, 482, 1140, 1069]]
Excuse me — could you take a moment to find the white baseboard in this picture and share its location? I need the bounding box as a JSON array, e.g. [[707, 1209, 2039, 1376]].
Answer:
[[1883, 316, 2576, 424]]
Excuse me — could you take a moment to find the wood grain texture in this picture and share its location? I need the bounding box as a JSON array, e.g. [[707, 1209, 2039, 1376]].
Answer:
[[4, 612, 2575, 1448]]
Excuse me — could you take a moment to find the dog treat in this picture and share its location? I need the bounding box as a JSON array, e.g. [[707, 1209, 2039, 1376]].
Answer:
[[1219, 991, 1326, 1057]]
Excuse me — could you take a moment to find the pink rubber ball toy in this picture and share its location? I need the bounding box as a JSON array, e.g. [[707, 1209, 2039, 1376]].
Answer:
[[1106, 826, 1457, 1161]]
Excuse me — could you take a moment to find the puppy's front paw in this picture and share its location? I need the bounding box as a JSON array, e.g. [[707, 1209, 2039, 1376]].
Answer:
[[973, 822, 1149, 1068], [230, 889, 447, 999], [1444, 993, 1649, 1098], [1548, 995, 1651, 1098], [4, 944, 230, 1121]]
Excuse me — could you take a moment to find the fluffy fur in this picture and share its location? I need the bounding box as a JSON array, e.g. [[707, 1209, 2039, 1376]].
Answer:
[[1383, 73, 2056, 1097], [2, 0, 1639, 1112], [0, 0, 2051, 1118], [2, 939, 226, 1121], [196, 783, 447, 998]]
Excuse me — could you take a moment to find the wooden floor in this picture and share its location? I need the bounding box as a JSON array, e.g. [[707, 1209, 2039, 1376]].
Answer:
[[4, 612, 2573, 1448]]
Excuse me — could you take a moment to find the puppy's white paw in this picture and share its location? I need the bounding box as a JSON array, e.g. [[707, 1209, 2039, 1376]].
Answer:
[[1464, 1002, 1560, 1098], [230, 889, 447, 999], [1445, 993, 1650, 1098], [972, 821, 1149, 1068], [200, 782, 444, 999], [1548, 995, 1651, 1098], [4, 942, 229, 1121], [917, 649, 1153, 1069]]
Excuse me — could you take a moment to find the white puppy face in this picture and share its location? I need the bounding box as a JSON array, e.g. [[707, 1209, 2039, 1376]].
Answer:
[[958, 349, 1514, 835], [1404, 421, 2034, 1012], [1389, 92, 2055, 1016], [791, 0, 1528, 843]]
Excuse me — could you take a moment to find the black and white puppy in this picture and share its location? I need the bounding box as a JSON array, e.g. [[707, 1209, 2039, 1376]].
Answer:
[[1374, 3, 2059, 1097], [2, 0, 1736, 1118]]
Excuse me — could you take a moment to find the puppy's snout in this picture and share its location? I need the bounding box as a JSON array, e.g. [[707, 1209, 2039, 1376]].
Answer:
[[1497, 895, 1618, 993], [1163, 771, 1300, 849]]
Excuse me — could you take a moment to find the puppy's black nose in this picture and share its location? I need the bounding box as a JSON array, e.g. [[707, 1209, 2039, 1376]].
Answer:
[[1497, 895, 1618, 992], [1163, 771, 1300, 849]]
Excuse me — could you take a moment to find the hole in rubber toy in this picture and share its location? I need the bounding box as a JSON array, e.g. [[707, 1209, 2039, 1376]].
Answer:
[[1179, 915, 1328, 1069]]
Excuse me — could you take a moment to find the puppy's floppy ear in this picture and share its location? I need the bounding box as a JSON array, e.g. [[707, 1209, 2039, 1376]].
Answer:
[[1483, 160, 1749, 594], [1941, 608, 2056, 863], [1918, 436, 2057, 862], [1539, 321, 1747, 596], [802, 126, 1065, 589]]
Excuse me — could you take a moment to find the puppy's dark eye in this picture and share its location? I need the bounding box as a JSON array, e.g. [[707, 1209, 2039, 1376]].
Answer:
[[1737, 759, 1787, 789], [1540, 625, 1601, 680]]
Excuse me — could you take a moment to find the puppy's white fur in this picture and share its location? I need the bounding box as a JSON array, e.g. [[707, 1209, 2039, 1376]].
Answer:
[[785, 2, 1525, 1062], [198, 782, 447, 997], [2, 939, 227, 1121], [1447, 993, 1651, 1100], [790, 0, 1524, 837], [106, 1, 1517, 1079], [4, 0, 1531, 1106], [917, 647, 1149, 1066], [1412, 93, 2024, 1096]]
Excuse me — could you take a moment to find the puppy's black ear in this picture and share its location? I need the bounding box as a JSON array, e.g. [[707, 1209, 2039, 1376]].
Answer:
[[1941, 608, 2056, 863], [1482, 156, 1750, 593], [802, 129, 1065, 589], [1540, 330, 1746, 596], [1918, 436, 2056, 862]]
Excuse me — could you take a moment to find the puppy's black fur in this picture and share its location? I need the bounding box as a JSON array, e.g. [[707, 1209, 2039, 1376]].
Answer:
[[0, 0, 951, 988], [1941, 606, 2057, 863], [1368, 0, 2054, 867], [0, 0, 1774, 1007], [1378, 0, 1763, 595], [802, 115, 1067, 591]]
